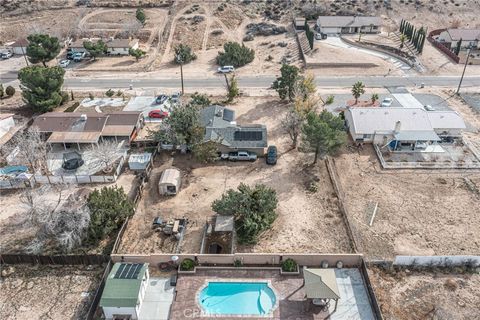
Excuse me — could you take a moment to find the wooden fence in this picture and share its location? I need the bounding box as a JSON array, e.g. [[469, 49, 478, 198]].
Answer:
[[428, 28, 460, 63], [85, 261, 113, 320], [0, 254, 109, 265]]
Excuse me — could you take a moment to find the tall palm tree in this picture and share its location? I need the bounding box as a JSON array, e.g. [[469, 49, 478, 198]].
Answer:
[[352, 81, 365, 104]]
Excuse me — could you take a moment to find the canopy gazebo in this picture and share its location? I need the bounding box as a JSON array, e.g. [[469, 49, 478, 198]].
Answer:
[[303, 268, 340, 312]]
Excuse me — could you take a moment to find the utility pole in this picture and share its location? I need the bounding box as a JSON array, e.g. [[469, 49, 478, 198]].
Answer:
[[456, 46, 472, 95], [176, 54, 184, 95]]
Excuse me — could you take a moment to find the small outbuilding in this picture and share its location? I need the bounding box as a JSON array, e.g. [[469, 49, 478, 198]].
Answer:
[[128, 153, 152, 171], [158, 168, 181, 196]]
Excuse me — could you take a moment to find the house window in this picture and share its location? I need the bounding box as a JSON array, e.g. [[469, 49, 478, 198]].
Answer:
[[363, 134, 373, 139]]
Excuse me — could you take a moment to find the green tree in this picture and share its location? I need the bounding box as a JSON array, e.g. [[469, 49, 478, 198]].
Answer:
[[83, 40, 106, 60], [351, 81, 365, 104], [18, 66, 65, 112], [212, 183, 278, 245], [300, 110, 346, 164], [136, 8, 146, 25], [226, 74, 239, 102], [26, 34, 61, 67], [455, 38, 462, 56], [371, 93, 379, 104], [192, 140, 219, 163], [129, 47, 146, 61], [174, 44, 197, 64], [87, 186, 134, 244], [272, 64, 300, 102], [216, 42, 255, 68], [152, 103, 203, 146], [399, 34, 407, 49], [190, 92, 211, 107], [325, 95, 335, 105], [0, 84, 3, 99]]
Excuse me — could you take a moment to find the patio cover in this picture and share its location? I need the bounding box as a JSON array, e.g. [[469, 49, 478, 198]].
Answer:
[[393, 130, 440, 141], [47, 131, 101, 144], [303, 268, 340, 300]]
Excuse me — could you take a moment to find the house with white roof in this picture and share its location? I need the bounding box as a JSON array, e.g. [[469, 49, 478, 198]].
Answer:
[[316, 16, 381, 35], [344, 107, 466, 151]]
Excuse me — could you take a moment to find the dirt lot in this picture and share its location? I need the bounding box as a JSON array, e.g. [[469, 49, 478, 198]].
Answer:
[[0, 264, 103, 320], [117, 96, 352, 254], [334, 145, 480, 259], [368, 266, 480, 320]]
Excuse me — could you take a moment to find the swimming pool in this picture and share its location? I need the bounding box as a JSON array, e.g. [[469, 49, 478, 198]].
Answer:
[[198, 281, 277, 316]]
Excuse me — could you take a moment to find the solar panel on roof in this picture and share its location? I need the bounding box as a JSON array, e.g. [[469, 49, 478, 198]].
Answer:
[[234, 131, 263, 141], [223, 109, 234, 122], [132, 264, 142, 279], [114, 263, 126, 278]]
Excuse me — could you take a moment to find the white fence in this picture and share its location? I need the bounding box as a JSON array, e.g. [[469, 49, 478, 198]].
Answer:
[[1, 152, 127, 189], [394, 255, 480, 267]]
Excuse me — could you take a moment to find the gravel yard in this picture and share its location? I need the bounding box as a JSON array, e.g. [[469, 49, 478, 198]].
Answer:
[[0, 264, 103, 320]]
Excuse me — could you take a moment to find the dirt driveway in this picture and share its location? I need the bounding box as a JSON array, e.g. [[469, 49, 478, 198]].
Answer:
[[117, 96, 352, 254]]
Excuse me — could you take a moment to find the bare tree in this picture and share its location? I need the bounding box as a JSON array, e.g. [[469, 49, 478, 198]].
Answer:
[[89, 140, 121, 173], [281, 108, 304, 148], [22, 185, 91, 253], [1, 127, 48, 173]]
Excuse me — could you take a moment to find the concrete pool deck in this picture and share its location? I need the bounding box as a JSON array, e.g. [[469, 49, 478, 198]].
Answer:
[[170, 268, 375, 319]]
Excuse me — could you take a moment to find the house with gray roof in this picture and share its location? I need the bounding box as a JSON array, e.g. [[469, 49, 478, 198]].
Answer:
[[200, 105, 267, 155], [316, 16, 381, 35]]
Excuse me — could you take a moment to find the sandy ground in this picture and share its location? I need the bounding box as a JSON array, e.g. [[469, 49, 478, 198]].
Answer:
[[117, 96, 352, 254], [368, 266, 480, 320], [0, 264, 103, 320], [334, 145, 480, 259]]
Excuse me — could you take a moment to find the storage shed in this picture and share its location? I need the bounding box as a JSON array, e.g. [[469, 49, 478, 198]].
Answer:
[[158, 168, 181, 195], [128, 153, 152, 171]]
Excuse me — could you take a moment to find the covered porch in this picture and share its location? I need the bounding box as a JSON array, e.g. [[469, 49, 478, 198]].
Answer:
[[383, 130, 443, 153]]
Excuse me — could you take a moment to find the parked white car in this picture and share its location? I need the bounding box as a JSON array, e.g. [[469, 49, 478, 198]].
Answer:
[[381, 97, 393, 107], [59, 59, 71, 68], [423, 105, 435, 111], [1, 51, 13, 59], [217, 65, 235, 73]]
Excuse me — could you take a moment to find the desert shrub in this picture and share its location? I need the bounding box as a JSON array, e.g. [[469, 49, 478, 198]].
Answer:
[[281, 258, 298, 272], [216, 42, 255, 68], [180, 258, 195, 271], [60, 91, 69, 105], [234, 259, 243, 267], [5, 85, 15, 97], [64, 102, 80, 112], [105, 89, 114, 97]]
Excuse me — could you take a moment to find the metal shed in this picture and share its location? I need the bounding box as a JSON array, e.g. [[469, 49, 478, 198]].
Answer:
[[128, 153, 152, 171], [158, 168, 181, 196]]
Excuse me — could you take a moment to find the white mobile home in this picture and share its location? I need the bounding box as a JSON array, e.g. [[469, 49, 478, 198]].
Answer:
[[344, 107, 466, 151], [316, 16, 381, 35]]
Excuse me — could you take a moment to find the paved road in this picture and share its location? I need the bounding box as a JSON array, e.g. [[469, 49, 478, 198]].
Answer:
[[2, 73, 480, 89], [64, 75, 480, 89]]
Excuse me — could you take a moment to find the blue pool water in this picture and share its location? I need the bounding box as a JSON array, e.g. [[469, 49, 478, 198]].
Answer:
[[199, 282, 276, 315]]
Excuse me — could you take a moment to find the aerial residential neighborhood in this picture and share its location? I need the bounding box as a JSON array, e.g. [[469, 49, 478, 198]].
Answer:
[[1, 1, 480, 320]]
